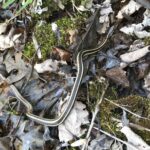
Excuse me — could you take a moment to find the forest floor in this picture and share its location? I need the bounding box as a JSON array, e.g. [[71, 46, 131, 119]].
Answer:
[[0, 0, 150, 150]]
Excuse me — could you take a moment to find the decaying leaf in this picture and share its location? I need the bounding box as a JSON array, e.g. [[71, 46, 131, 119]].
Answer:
[[120, 46, 150, 63], [52, 47, 71, 62], [34, 59, 59, 73], [116, 0, 141, 19], [0, 31, 22, 51], [15, 121, 44, 150], [34, 58, 72, 77], [105, 48, 121, 69], [120, 126, 150, 150], [4, 51, 38, 83], [23, 79, 60, 108], [0, 1, 150, 149], [0, 25, 23, 51], [58, 99, 89, 142], [98, 0, 114, 34], [88, 134, 122, 150], [120, 9, 150, 38], [106, 67, 129, 87]]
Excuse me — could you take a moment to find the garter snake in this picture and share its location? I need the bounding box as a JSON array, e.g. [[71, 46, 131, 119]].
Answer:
[[0, 26, 114, 126]]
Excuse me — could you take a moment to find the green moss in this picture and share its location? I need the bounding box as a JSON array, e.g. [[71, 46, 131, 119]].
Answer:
[[88, 81, 118, 110], [24, 24, 55, 59], [102, 95, 150, 142], [24, 13, 88, 59], [24, 42, 35, 59], [88, 80, 150, 142], [23, 0, 89, 59], [144, 37, 150, 45]]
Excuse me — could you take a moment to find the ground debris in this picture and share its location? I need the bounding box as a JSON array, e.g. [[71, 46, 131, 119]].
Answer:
[[0, 0, 150, 149]]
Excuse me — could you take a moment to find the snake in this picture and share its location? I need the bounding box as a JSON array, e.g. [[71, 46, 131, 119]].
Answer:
[[0, 26, 114, 126]]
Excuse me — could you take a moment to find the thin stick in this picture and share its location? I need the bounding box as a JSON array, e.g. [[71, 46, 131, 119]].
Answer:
[[111, 117, 150, 132], [105, 98, 150, 121], [82, 81, 109, 150], [93, 127, 138, 150]]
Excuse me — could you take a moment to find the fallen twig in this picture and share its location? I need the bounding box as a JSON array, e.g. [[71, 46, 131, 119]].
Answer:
[[111, 117, 150, 132], [105, 98, 150, 121], [82, 79, 109, 150], [93, 127, 138, 150]]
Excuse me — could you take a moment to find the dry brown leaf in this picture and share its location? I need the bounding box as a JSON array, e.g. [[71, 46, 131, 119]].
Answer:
[[0, 79, 10, 95], [4, 51, 37, 83], [68, 29, 78, 44], [106, 67, 129, 87], [52, 46, 71, 62], [0, 26, 22, 51]]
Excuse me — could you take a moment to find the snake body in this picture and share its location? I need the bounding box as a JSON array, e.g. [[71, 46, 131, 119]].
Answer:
[[0, 26, 113, 126]]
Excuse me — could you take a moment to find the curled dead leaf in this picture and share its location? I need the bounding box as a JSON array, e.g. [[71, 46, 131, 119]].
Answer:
[[0, 79, 10, 96], [120, 46, 150, 63], [106, 67, 129, 87], [52, 46, 72, 62], [116, 0, 141, 19], [120, 9, 150, 38], [34, 59, 59, 73], [0, 26, 22, 51], [68, 29, 78, 44], [58, 98, 89, 142], [98, 0, 114, 34]]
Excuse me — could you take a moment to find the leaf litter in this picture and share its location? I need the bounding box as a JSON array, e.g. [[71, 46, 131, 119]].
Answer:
[[0, 0, 150, 150]]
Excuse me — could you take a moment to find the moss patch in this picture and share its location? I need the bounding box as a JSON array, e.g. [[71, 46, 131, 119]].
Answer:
[[24, 13, 88, 59], [102, 95, 150, 142], [88, 80, 150, 142], [144, 37, 150, 45]]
